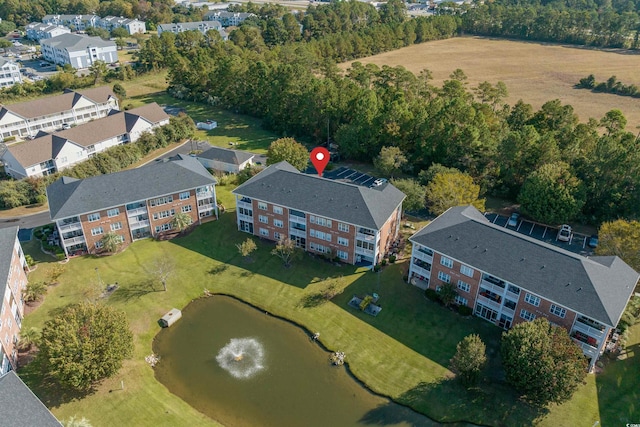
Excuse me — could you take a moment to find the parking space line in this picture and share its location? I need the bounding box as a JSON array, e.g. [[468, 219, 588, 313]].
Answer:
[[528, 222, 535, 235], [516, 221, 522, 231], [492, 215, 498, 224], [542, 227, 548, 239]]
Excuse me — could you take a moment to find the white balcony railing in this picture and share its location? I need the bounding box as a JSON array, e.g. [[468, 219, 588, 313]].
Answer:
[[237, 214, 253, 223], [237, 201, 252, 210], [58, 222, 82, 233], [357, 232, 376, 242], [197, 190, 213, 200], [129, 219, 150, 229], [411, 264, 431, 278], [501, 306, 515, 318], [63, 236, 86, 246], [127, 207, 147, 216], [289, 228, 306, 238], [476, 295, 502, 312], [572, 321, 606, 340], [480, 279, 507, 295], [572, 339, 599, 358], [198, 204, 214, 212], [355, 247, 374, 256], [414, 249, 433, 264]]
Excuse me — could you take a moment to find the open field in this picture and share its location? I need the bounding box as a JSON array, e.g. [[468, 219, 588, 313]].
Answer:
[[17, 183, 637, 427], [340, 36, 640, 130]]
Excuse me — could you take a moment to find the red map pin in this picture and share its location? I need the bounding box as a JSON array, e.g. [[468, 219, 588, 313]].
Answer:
[[310, 147, 330, 177]]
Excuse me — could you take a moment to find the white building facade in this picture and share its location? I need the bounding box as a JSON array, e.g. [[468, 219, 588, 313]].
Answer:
[[40, 34, 118, 69], [0, 60, 21, 89]]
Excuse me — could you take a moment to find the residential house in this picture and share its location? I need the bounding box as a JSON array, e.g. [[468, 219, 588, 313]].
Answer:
[[0, 87, 119, 141], [98, 16, 146, 34], [40, 33, 118, 69], [407, 205, 639, 370], [47, 154, 218, 257], [0, 59, 22, 89], [157, 21, 228, 40], [1, 103, 169, 179], [196, 146, 254, 173], [0, 371, 61, 426], [0, 226, 28, 376], [42, 14, 100, 31], [25, 22, 71, 41], [204, 11, 255, 27], [232, 162, 405, 265]]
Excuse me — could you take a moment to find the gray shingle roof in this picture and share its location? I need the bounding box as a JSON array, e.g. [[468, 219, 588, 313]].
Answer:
[[40, 33, 115, 51], [410, 206, 639, 326], [0, 371, 61, 427], [0, 226, 19, 304], [197, 146, 254, 165], [47, 155, 216, 220], [232, 162, 405, 229]]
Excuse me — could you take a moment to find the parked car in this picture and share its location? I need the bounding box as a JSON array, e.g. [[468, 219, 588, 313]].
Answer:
[[507, 212, 520, 227], [61, 123, 71, 130], [557, 224, 572, 242], [369, 178, 388, 188], [588, 235, 599, 248]]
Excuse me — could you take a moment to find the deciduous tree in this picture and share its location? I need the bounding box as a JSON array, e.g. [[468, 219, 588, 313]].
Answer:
[[425, 170, 485, 215], [596, 219, 640, 272], [501, 318, 587, 406], [237, 238, 257, 260], [266, 137, 308, 171], [271, 237, 301, 267], [374, 146, 407, 178], [450, 334, 487, 387], [153, 258, 175, 292], [390, 178, 425, 212], [38, 303, 133, 391]]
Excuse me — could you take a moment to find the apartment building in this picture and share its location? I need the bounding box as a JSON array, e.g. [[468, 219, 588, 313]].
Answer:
[[0, 87, 119, 141], [42, 14, 100, 30], [98, 16, 146, 34], [25, 22, 71, 41], [408, 205, 639, 370], [204, 11, 255, 27], [40, 33, 118, 69], [0, 59, 22, 89], [157, 21, 228, 40], [0, 227, 28, 375], [1, 103, 169, 179], [46, 155, 218, 257], [232, 162, 405, 265]]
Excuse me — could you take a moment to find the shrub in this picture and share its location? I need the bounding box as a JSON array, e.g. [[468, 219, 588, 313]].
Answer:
[[425, 288, 440, 302], [381, 259, 387, 266], [389, 254, 397, 263], [458, 305, 473, 316], [373, 264, 381, 272], [25, 255, 35, 267], [56, 253, 66, 261]]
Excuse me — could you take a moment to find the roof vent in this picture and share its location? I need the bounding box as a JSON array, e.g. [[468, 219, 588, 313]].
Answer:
[[565, 282, 571, 287], [474, 245, 478, 249], [520, 257, 525, 261], [455, 237, 459, 241], [541, 265, 545, 269], [483, 248, 487, 253], [576, 287, 582, 292], [448, 235, 453, 238]]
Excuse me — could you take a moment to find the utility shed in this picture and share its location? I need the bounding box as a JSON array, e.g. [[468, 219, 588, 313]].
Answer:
[[160, 308, 182, 327]]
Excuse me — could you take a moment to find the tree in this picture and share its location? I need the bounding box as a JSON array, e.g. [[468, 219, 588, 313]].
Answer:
[[111, 27, 129, 39], [374, 146, 407, 178], [450, 334, 487, 387], [237, 238, 257, 260], [596, 219, 640, 272], [63, 416, 93, 427], [425, 170, 486, 215], [438, 282, 458, 307], [23, 281, 47, 303], [99, 232, 123, 254], [517, 162, 585, 225], [171, 211, 193, 232], [266, 137, 308, 171], [88, 60, 108, 84], [153, 258, 175, 292], [271, 237, 301, 267], [38, 303, 133, 391], [390, 178, 425, 212], [112, 83, 127, 100], [85, 27, 110, 40], [501, 318, 587, 406], [18, 327, 40, 351]]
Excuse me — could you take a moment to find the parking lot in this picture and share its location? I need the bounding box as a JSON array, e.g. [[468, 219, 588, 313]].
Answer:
[[484, 213, 595, 256], [320, 166, 380, 187]]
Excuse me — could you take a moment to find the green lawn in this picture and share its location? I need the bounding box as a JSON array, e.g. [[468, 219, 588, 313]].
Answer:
[[19, 183, 634, 427]]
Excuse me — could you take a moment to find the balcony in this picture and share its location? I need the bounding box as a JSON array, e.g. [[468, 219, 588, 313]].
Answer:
[[58, 222, 82, 233], [572, 321, 606, 341], [129, 219, 150, 229], [197, 190, 214, 200], [480, 279, 507, 296], [63, 236, 86, 246], [290, 228, 306, 238], [414, 248, 433, 263], [355, 246, 374, 256], [237, 200, 252, 210], [237, 213, 253, 223], [501, 305, 515, 318], [127, 207, 147, 217], [477, 294, 502, 312], [198, 203, 214, 212], [412, 264, 431, 278], [356, 232, 376, 242], [572, 338, 599, 358]]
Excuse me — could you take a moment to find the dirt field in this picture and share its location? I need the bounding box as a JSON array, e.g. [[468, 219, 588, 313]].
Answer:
[[340, 36, 640, 129]]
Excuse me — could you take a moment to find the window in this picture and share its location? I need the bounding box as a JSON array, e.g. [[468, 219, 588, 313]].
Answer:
[[259, 215, 268, 224], [107, 208, 120, 218], [524, 293, 541, 307], [149, 195, 173, 207], [338, 237, 349, 246], [110, 222, 122, 231], [507, 284, 520, 295], [309, 242, 328, 253], [310, 215, 332, 227], [182, 205, 192, 213], [457, 280, 470, 293], [356, 240, 374, 251], [437, 271, 451, 283], [274, 219, 283, 228], [87, 213, 100, 222], [238, 207, 252, 217], [179, 191, 190, 200], [258, 202, 267, 210], [460, 265, 474, 277], [259, 228, 269, 237], [95, 241, 104, 249], [91, 226, 104, 236], [520, 309, 536, 321], [153, 209, 175, 220], [310, 229, 331, 242], [274, 232, 281, 240], [273, 206, 283, 215], [338, 223, 349, 232], [550, 304, 566, 318], [440, 257, 453, 268], [155, 223, 172, 233], [455, 295, 468, 306], [337, 250, 348, 260]]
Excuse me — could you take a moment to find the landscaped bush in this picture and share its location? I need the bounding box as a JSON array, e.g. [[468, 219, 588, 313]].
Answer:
[[425, 288, 440, 302], [389, 254, 397, 263], [458, 305, 473, 316]]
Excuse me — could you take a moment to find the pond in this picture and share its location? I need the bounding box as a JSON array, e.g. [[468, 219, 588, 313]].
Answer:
[[153, 296, 441, 427]]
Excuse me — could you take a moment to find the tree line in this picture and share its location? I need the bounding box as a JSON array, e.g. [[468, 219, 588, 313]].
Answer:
[[576, 74, 640, 98]]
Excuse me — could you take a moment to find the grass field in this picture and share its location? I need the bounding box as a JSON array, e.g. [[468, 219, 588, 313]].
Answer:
[[340, 36, 640, 130], [18, 183, 637, 427]]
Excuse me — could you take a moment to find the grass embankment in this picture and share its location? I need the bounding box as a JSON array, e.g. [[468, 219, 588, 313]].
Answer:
[[19, 184, 627, 427], [341, 36, 640, 130]]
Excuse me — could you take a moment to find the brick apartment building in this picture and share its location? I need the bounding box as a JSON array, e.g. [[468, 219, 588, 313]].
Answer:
[[46, 155, 217, 257], [0, 226, 28, 375], [408, 205, 639, 370], [232, 162, 405, 265]]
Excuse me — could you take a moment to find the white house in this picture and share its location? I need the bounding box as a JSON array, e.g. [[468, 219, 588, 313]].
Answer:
[[42, 14, 100, 30], [0, 87, 118, 141], [99, 16, 146, 34], [25, 22, 71, 41], [1, 103, 169, 179], [204, 11, 255, 27], [40, 33, 118, 69], [157, 21, 228, 40], [0, 59, 21, 89], [196, 146, 255, 173]]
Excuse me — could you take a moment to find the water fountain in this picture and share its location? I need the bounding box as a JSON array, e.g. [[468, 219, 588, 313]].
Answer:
[[215, 337, 265, 379]]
